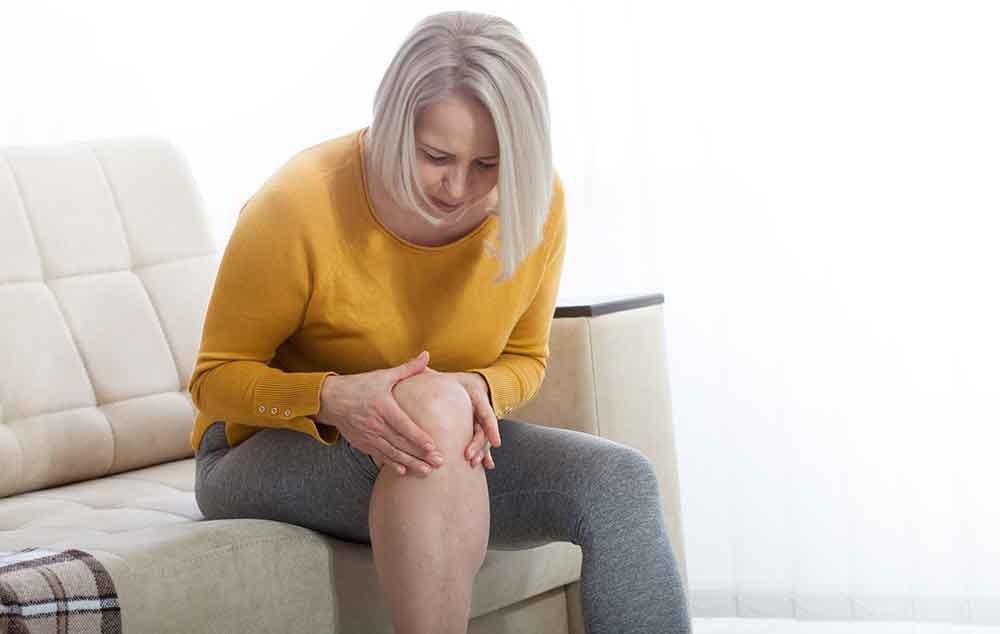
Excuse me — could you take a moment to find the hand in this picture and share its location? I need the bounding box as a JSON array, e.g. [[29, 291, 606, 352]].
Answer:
[[421, 368, 499, 470], [314, 351, 446, 476]]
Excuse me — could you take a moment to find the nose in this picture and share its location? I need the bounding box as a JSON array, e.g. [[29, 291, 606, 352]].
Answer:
[[442, 166, 470, 200]]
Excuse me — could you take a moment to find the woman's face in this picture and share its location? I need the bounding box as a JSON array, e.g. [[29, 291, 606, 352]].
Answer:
[[412, 94, 499, 219]]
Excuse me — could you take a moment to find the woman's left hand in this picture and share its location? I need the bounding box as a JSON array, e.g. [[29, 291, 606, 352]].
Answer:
[[421, 368, 498, 469]]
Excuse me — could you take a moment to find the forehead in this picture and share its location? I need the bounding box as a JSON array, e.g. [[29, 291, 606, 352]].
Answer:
[[415, 96, 499, 155]]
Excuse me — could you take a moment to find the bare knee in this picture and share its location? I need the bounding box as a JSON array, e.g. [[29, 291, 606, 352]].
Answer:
[[392, 373, 473, 432], [387, 373, 474, 462], [365, 375, 472, 471]]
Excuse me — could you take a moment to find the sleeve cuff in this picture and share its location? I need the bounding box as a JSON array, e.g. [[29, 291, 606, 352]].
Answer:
[[468, 367, 520, 420], [252, 370, 337, 421], [252, 370, 342, 446]]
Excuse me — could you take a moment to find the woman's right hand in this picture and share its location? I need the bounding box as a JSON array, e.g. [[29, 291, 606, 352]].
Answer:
[[315, 351, 445, 476]]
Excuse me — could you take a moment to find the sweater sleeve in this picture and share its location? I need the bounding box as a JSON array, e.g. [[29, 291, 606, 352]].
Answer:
[[187, 184, 340, 445], [467, 173, 568, 420]]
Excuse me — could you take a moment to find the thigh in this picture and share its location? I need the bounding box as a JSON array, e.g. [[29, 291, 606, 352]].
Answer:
[[194, 421, 381, 545], [483, 418, 643, 550]]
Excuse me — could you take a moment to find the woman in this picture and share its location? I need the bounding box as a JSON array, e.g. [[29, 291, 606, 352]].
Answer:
[[189, 10, 690, 634]]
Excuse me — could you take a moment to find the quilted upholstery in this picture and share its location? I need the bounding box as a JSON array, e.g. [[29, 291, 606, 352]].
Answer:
[[0, 136, 218, 496]]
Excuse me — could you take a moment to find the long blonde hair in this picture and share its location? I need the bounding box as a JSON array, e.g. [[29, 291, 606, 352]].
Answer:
[[366, 10, 553, 282]]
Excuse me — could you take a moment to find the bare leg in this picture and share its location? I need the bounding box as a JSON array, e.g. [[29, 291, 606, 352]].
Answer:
[[368, 373, 489, 634]]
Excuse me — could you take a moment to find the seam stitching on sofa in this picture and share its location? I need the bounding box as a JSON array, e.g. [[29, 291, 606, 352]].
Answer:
[[0, 153, 46, 495], [132, 273, 185, 391], [88, 146, 134, 268], [90, 146, 186, 396], [137, 252, 217, 273], [585, 318, 601, 437], [0, 153, 48, 279], [5, 396, 182, 428], [109, 474, 191, 492], [0, 253, 217, 287], [43, 286, 107, 475], [11, 495, 197, 522], [118, 533, 317, 579], [97, 408, 120, 476]]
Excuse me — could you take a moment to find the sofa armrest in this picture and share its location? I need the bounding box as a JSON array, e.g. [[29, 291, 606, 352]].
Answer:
[[509, 293, 690, 601]]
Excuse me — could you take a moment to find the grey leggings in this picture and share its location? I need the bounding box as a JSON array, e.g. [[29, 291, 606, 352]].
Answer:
[[194, 419, 690, 633]]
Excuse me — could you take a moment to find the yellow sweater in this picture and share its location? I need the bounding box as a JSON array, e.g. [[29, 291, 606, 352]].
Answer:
[[188, 127, 567, 451]]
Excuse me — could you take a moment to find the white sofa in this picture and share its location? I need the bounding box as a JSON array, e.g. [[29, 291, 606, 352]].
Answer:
[[0, 135, 689, 632]]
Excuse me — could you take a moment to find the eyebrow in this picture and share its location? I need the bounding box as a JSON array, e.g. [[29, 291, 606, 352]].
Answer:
[[419, 141, 498, 161]]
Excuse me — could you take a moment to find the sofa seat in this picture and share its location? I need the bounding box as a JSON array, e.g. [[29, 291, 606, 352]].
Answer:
[[0, 454, 583, 632]]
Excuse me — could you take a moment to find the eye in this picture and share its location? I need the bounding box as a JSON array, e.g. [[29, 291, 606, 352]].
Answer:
[[423, 150, 497, 169]]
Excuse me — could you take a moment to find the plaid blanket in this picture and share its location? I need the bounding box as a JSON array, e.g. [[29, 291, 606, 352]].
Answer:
[[0, 547, 121, 633]]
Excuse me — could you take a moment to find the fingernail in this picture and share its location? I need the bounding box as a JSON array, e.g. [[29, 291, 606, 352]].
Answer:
[[432, 454, 444, 466], [420, 465, 431, 474]]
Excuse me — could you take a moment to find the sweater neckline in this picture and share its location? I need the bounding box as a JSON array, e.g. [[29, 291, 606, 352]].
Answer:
[[354, 127, 496, 253]]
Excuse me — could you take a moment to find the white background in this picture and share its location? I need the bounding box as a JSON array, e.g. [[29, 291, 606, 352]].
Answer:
[[3, 0, 999, 629]]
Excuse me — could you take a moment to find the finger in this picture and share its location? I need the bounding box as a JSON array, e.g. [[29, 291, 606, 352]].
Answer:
[[377, 436, 433, 476], [482, 407, 501, 448], [469, 423, 493, 464], [469, 392, 501, 448], [384, 398, 440, 456], [473, 444, 491, 467], [391, 350, 429, 381], [483, 448, 495, 470], [380, 420, 441, 471], [465, 424, 486, 460], [472, 451, 486, 467], [370, 448, 406, 475]]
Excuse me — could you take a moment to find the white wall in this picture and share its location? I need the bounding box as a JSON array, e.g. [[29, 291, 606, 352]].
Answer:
[[0, 0, 666, 301]]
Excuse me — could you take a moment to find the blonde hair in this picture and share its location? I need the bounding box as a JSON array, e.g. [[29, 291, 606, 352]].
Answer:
[[366, 10, 553, 282]]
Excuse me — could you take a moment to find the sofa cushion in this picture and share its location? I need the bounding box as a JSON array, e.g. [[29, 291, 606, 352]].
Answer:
[[0, 457, 582, 632], [0, 137, 219, 497]]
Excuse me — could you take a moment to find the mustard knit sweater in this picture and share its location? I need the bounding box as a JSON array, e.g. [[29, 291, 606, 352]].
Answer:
[[188, 127, 567, 451]]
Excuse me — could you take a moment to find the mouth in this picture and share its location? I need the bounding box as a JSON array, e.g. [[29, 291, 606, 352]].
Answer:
[[430, 196, 463, 212]]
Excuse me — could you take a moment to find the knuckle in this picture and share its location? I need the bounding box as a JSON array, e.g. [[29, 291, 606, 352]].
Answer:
[[391, 372, 427, 398], [365, 426, 384, 445]]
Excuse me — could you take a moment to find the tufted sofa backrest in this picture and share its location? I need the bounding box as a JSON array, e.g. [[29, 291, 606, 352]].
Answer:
[[0, 136, 219, 498]]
